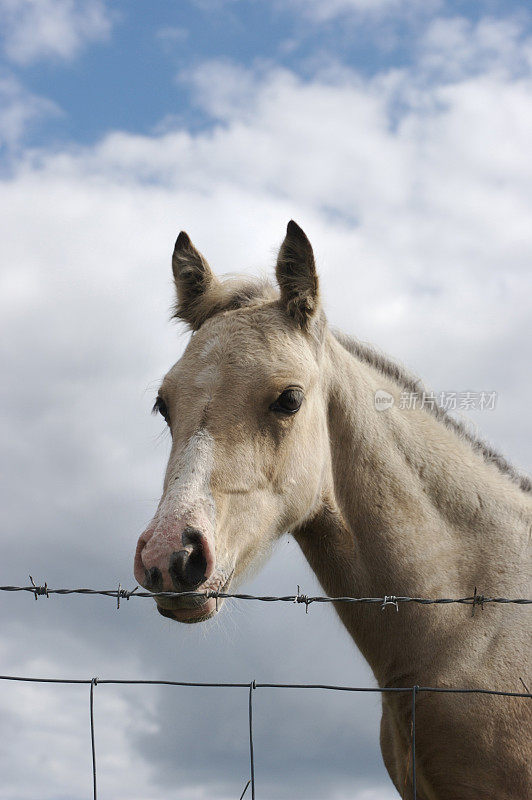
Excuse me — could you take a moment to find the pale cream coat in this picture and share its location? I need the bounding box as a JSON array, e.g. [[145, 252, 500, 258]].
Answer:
[[134, 222, 531, 799]]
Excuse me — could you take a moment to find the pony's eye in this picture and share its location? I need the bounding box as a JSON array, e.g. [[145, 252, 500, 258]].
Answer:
[[152, 396, 169, 423], [270, 388, 304, 415]]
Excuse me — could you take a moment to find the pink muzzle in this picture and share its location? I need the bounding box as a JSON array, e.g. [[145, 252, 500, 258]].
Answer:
[[134, 513, 215, 594]]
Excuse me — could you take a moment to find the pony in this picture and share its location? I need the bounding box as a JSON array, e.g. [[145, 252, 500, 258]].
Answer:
[[134, 221, 531, 799]]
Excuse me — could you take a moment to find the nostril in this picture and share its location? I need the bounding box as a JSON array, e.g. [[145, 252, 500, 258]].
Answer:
[[144, 566, 163, 592], [185, 544, 208, 586], [169, 543, 207, 590], [181, 526, 203, 548]]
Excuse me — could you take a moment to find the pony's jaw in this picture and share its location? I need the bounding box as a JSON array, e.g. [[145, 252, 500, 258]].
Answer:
[[157, 602, 217, 623]]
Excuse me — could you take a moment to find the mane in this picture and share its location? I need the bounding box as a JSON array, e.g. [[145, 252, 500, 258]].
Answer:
[[178, 272, 530, 494], [333, 330, 531, 494]]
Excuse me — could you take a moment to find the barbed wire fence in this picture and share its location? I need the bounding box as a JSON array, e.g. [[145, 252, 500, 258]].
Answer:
[[1, 581, 531, 800], [2, 580, 532, 610]]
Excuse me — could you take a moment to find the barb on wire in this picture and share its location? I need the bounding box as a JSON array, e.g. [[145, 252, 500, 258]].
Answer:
[[1, 582, 530, 609], [116, 584, 139, 610], [295, 585, 311, 613], [29, 576, 48, 600], [472, 586, 485, 616], [382, 595, 399, 612], [205, 587, 221, 612]]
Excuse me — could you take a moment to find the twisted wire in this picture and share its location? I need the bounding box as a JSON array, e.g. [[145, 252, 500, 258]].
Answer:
[[1, 583, 531, 608]]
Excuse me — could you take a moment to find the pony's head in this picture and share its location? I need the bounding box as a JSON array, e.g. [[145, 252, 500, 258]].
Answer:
[[134, 222, 331, 622]]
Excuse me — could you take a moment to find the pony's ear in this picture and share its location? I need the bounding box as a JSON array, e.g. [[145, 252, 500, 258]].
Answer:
[[172, 231, 221, 330], [276, 221, 319, 329]]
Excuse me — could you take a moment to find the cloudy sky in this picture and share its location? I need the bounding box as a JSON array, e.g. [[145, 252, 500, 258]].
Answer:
[[0, 1, 531, 798]]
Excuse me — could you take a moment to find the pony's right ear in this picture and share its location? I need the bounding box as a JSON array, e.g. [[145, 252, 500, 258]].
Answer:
[[172, 232, 221, 330]]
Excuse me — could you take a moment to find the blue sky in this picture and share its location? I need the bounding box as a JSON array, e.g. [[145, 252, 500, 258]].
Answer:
[[0, 2, 531, 799], [2, 0, 531, 149]]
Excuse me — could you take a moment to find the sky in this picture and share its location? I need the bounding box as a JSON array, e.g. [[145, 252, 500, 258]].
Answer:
[[0, 1, 531, 798]]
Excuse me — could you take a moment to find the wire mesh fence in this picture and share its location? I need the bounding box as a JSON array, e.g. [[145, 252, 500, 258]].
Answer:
[[0, 674, 530, 800], [1, 582, 531, 799]]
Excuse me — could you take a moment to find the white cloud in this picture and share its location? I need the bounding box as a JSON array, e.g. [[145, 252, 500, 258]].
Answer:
[[420, 15, 532, 81], [0, 0, 113, 64], [156, 24, 189, 47], [284, 0, 442, 23], [0, 73, 59, 149], [0, 12, 531, 799]]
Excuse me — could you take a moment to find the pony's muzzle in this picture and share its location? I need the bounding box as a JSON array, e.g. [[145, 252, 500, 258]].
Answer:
[[134, 523, 215, 594]]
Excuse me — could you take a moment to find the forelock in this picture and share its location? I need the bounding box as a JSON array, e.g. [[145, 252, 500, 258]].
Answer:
[[173, 275, 277, 330]]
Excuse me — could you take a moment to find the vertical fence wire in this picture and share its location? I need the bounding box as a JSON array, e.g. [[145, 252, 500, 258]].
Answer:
[[238, 780, 251, 800], [89, 678, 98, 800], [248, 681, 256, 800], [411, 685, 418, 800]]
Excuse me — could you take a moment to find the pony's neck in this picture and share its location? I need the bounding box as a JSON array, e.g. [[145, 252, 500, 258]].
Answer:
[[295, 332, 528, 685]]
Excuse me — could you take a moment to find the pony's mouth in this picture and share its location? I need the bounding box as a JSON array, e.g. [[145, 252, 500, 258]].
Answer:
[[155, 571, 233, 624]]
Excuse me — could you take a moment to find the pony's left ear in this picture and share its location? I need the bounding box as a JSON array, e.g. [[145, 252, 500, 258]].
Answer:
[[276, 221, 320, 330]]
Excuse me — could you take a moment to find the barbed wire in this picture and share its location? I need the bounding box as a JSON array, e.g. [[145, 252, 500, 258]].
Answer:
[[2, 578, 530, 799], [1, 673, 530, 800], [0, 580, 530, 613]]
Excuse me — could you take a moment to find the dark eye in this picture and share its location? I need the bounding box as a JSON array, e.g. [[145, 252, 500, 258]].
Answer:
[[270, 388, 304, 415], [152, 396, 169, 423]]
